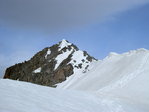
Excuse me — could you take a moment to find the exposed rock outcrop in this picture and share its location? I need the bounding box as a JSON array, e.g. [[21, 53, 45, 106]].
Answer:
[[3, 39, 97, 87]]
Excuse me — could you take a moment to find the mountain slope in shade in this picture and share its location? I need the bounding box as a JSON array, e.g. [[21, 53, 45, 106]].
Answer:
[[0, 79, 148, 112], [3, 39, 96, 87]]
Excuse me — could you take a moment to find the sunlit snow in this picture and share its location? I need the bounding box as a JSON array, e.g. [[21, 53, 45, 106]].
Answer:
[[54, 49, 73, 70], [1, 48, 149, 112]]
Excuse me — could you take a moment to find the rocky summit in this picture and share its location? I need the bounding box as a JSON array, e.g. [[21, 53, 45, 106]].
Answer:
[[3, 39, 97, 87]]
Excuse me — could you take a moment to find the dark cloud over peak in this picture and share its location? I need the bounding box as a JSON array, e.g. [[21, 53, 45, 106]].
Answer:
[[0, 0, 149, 32]]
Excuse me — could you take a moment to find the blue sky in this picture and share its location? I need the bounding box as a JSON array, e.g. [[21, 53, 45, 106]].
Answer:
[[0, 0, 149, 77], [71, 3, 149, 58]]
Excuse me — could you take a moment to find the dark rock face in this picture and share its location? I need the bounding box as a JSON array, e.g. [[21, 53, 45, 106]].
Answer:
[[3, 40, 96, 87]]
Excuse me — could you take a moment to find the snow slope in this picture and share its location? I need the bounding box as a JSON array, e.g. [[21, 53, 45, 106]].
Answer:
[[57, 48, 149, 111], [0, 79, 148, 112], [58, 48, 149, 91], [0, 48, 149, 112]]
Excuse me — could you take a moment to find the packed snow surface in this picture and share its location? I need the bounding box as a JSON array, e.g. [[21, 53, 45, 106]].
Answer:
[[0, 79, 148, 112], [1, 48, 149, 112]]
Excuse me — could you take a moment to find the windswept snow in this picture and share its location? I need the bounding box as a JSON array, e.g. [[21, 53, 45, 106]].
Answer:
[[0, 79, 148, 112], [57, 49, 149, 111], [58, 48, 149, 91], [1, 48, 149, 112]]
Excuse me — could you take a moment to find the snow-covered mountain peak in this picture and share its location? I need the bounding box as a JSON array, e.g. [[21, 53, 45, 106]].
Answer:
[[55, 40, 97, 73], [4, 39, 97, 87], [58, 39, 72, 51], [2, 41, 149, 112]]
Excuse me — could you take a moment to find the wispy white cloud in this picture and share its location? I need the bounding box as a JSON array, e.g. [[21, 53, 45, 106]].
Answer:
[[0, 0, 149, 32]]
